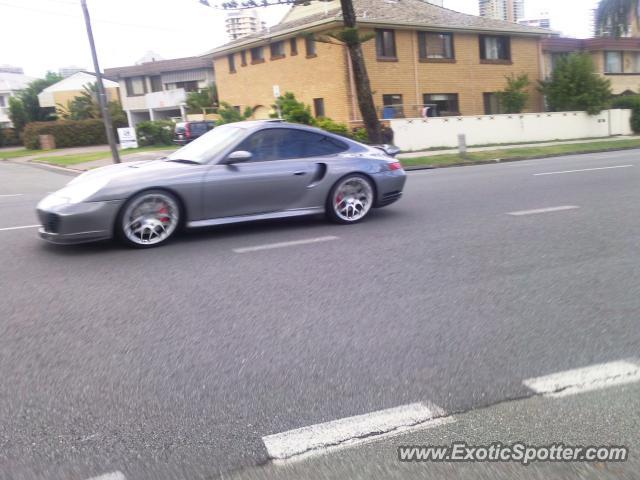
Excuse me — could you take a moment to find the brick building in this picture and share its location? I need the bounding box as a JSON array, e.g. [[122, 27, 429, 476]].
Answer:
[[542, 37, 640, 95], [209, 0, 552, 125]]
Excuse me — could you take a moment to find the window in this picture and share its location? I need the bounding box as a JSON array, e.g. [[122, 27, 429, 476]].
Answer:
[[176, 81, 199, 92], [382, 94, 403, 119], [313, 98, 325, 118], [604, 51, 623, 73], [305, 35, 316, 57], [270, 41, 285, 59], [236, 129, 347, 162], [251, 46, 264, 63], [228, 53, 236, 73], [240, 50, 247, 66], [423, 93, 459, 116], [480, 35, 511, 62], [418, 32, 454, 60], [0, 95, 5, 107], [290, 38, 298, 56], [550, 52, 568, 72], [125, 76, 146, 96], [150, 76, 163, 92], [483, 92, 504, 115], [376, 29, 397, 59], [632, 52, 640, 73]]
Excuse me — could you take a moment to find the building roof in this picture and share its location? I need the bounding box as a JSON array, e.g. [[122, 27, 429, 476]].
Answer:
[[39, 71, 119, 94], [542, 36, 640, 53], [104, 55, 214, 79], [0, 71, 36, 93], [206, 0, 554, 55]]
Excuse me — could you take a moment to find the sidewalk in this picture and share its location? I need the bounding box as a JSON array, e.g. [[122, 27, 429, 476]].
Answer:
[[398, 135, 638, 159]]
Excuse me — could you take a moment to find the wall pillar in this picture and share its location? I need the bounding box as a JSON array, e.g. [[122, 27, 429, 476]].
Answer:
[[149, 109, 156, 121]]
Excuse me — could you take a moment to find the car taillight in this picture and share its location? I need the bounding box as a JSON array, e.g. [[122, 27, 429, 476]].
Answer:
[[185, 124, 191, 138], [388, 161, 403, 171]]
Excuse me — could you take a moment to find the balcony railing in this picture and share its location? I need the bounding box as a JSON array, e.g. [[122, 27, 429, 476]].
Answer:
[[144, 88, 187, 109]]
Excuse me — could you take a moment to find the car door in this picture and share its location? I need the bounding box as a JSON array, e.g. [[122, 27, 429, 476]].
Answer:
[[200, 128, 320, 220]]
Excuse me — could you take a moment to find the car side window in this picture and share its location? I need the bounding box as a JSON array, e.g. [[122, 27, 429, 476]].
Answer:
[[235, 129, 282, 162], [236, 128, 349, 162], [299, 131, 349, 157]]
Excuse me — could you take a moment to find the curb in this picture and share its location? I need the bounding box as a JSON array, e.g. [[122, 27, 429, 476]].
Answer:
[[1, 158, 81, 176], [403, 145, 640, 171]]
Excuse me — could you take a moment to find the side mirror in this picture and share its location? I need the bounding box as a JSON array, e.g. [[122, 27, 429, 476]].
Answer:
[[225, 150, 253, 164]]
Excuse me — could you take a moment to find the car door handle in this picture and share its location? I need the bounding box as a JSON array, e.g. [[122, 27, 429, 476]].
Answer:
[[293, 171, 307, 176]]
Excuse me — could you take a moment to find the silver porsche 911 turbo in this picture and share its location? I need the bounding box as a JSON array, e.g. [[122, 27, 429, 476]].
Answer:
[[37, 120, 406, 248]]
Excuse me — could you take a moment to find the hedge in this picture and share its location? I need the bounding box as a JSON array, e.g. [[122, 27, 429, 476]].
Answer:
[[135, 120, 175, 146], [0, 127, 21, 147], [611, 95, 640, 133], [22, 118, 126, 149]]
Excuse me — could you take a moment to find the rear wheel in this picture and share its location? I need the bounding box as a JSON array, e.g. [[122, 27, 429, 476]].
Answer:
[[117, 190, 181, 248], [326, 174, 374, 224]]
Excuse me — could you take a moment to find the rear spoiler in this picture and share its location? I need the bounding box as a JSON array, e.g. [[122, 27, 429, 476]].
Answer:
[[372, 144, 401, 157]]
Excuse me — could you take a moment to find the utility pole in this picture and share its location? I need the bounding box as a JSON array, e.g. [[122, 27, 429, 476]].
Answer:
[[80, 0, 121, 163]]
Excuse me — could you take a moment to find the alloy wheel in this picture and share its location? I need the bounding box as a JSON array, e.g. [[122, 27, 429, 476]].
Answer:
[[122, 192, 180, 246], [332, 176, 373, 222]]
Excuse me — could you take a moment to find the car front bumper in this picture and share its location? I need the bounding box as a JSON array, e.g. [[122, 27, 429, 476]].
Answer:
[[37, 199, 123, 245]]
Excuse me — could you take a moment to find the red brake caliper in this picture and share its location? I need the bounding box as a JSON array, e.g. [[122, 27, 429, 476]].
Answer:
[[158, 205, 170, 223]]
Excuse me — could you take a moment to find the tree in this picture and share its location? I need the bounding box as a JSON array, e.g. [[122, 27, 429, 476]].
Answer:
[[216, 102, 254, 125], [8, 72, 62, 131], [8, 97, 27, 132], [539, 54, 612, 115], [186, 84, 219, 113], [204, 0, 383, 143], [595, 0, 639, 37], [497, 74, 530, 114], [270, 92, 315, 124]]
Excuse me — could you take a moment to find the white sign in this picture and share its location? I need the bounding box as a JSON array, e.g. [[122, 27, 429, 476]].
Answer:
[[118, 127, 138, 149], [273, 85, 281, 98]]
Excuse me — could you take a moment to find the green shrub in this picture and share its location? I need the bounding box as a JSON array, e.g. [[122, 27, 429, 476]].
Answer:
[[315, 118, 350, 137], [216, 102, 253, 125], [23, 119, 110, 149], [135, 120, 175, 146], [353, 128, 369, 143], [271, 92, 315, 125], [611, 95, 640, 133], [0, 127, 21, 147]]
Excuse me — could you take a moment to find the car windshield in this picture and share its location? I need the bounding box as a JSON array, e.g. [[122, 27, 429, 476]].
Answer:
[[166, 124, 245, 164]]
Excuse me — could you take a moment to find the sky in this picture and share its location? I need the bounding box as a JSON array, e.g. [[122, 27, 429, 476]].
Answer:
[[1, 0, 599, 79]]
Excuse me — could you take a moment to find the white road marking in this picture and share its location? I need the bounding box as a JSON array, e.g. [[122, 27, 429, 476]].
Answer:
[[507, 206, 580, 216], [263, 402, 450, 461], [233, 236, 338, 253], [86, 472, 126, 480], [523, 360, 640, 398], [0, 194, 24, 197], [533, 165, 633, 176], [0, 224, 40, 232]]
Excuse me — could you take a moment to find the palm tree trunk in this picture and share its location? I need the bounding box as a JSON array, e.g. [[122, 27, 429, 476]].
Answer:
[[339, 0, 383, 144]]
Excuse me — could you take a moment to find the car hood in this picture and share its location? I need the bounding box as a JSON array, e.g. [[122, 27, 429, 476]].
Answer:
[[68, 159, 188, 186]]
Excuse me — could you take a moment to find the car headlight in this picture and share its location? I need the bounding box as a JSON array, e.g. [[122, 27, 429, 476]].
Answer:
[[39, 177, 110, 208]]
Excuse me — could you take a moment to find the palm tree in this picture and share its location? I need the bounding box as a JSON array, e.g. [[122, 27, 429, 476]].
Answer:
[[595, 0, 640, 37]]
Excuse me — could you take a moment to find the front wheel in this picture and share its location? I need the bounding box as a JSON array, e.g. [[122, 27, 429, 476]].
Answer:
[[326, 174, 374, 224], [117, 190, 181, 248]]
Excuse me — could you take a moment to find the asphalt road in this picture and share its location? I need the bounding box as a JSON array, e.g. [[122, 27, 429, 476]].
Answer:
[[1, 150, 639, 479]]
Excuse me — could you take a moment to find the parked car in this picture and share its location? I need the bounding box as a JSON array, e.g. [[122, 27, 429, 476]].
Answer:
[[173, 121, 215, 145], [37, 120, 406, 248]]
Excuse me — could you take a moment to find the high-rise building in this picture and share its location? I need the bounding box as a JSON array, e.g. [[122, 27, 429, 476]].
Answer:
[[58, 66, 86, 78], [479, 0, 524, 23], [518, 12, 551, 30], [225, 10, 266, 41]]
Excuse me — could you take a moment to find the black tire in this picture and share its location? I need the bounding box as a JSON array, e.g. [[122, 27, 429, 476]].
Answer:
[[326, 174, 375, 225], [116, 189, 181, 248]]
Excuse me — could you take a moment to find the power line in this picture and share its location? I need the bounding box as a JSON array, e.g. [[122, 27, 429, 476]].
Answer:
[[0, 0, 211, 32]]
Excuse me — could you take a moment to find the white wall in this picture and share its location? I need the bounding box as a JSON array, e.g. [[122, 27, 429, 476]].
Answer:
[[390, 110, 633, 151]]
